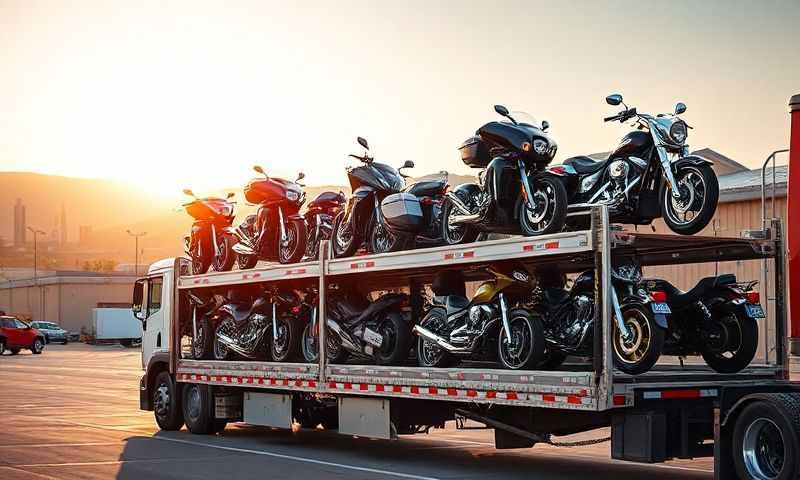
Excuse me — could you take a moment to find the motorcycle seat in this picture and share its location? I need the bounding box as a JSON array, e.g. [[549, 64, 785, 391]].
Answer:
[[404, 180, 445, 198], [226, 302, 255, 322], [563, 156, 606, 174], [647, 274, 736, 309], [544, 288, 570, 306], [432, 295, 470, 315]]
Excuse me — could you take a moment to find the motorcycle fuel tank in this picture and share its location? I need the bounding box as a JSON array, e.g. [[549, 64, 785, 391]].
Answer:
[[609, 131, 653, 159]]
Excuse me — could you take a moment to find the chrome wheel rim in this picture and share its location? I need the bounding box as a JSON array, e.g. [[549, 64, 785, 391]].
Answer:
[[444, 203, 466, 244], [334, 218, 353, 253], [613, 310, 651, 364], [192, 320, 207, 359], [273, 320, 289, 357], [743, 418, 785, 479], [373, 223, 396, 253], [302, 324, 318, 363], [523, 182, 557, 233], [186, 386, 202, 424], [154, 382, 170, 417], [279, 225, 299, 262], [499, 315, 535, 369], [214, 318, 234, 360], [664, 166, 707, 226]]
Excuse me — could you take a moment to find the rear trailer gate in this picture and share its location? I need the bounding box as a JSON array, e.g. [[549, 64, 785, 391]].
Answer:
[[174, 206, 787, 414]]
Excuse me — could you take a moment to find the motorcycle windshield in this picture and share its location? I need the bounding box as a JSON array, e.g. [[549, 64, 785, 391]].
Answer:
[[509, 111, 541, 129], [372, 162, 406, 192]]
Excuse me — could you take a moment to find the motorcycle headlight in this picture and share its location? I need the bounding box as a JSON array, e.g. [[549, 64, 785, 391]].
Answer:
[[669, 121, 688, 145], [286, 190, 300, 202], [533, 139, 548, 155], [222, 205, 234, 217]]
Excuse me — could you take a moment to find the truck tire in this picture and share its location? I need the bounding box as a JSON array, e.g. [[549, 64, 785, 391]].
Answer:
[[182, 383, 215, 434], [732, 394, 800, 480], [153, 371, 184, 431]]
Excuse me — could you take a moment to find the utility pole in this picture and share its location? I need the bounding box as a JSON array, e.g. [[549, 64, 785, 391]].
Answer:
[[126, 230, 147, 276], [26, 227, 45, 320]]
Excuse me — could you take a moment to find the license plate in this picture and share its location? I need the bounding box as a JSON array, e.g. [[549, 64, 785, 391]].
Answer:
[[363, 327, 383, 347], [651, 302, 671, 314], [745, 304, 765, 318]]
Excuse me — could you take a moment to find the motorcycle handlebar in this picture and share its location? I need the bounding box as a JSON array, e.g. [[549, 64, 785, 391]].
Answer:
[[603, 115, 619, 122]]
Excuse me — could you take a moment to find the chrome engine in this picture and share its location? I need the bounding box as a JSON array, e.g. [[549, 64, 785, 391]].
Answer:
[[546, 294, 595, 351], [216, 313, 270, 358]]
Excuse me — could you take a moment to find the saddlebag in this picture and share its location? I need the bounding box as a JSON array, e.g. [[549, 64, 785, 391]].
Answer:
[[381, 193, 423, 232], [459, 135, 491, 168]]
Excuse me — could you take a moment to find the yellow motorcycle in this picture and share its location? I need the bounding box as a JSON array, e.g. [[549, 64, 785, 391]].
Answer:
[[413, 264, 545, 370]]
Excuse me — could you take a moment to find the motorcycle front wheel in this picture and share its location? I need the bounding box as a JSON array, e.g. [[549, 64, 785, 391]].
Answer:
[[612, 304, 665, 375], [440, 196, 479, 246], [278, 218, 307, 264], [517, 176, 568, 236], [331, 211, 360, 258], [497, 308, 546, 370], [191, 236, 212, 275], [212, 235, 236, 272], [700, 304, 758, 373], [213, 316, 235, 361], [660, 164, 719, 235], [271, 315, 302, 362], [191, 314, 213, 360]]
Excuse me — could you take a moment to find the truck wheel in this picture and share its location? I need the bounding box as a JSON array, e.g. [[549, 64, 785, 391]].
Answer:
[[733, 394, 800, 480], [154, 371, 184, 431], [182, 383, 214, 434], [31, 337, 44, 354]]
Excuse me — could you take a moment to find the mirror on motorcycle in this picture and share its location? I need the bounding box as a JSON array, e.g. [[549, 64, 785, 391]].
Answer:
[[541, 120, 550, 131], [402, 160, 414, 169], [606, 94, 623, 106], [253, 165, 266, 176], [296, 172, 305, 182], [357, 137, 369, 150], [674, 102, 687, 115], [494, 104, 510, 116], [182, 188, 195, 197], [226, 192, 235, 199]]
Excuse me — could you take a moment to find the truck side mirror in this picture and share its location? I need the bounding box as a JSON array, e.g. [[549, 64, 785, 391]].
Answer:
[[132, 279, 145, 321]]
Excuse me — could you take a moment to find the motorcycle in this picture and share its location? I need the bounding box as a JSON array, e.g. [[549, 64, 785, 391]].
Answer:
[[229, 166, 308, 268], [303, 190, 346, 260], [413, 264, 546, 370], [556, 94, 718, 235], [300, 284, 412, 366], [532, 261, 669, 375], [185, 290, 226, 360], [643, 274, 763, 373], [330, 137, 415, 258], [441, 105, 568, 245], [182, 189, 237, 275]]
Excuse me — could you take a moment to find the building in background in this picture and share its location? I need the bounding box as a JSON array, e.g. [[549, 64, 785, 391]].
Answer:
[[13, 198, 26, 247], [79, 225, 92, 246], [59, 203, 67, 245]]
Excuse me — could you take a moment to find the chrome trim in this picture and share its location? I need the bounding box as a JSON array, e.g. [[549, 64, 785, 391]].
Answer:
[[610, 287, 630, 340], [518, 160, 537, 209], [211, 224, 219, 257], [278, 207, 288, 245], [499, 293, 511, 345], [271, 302, 278, 344]]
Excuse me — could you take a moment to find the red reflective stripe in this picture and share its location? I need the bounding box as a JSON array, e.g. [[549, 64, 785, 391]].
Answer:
[[467, 390, 477, 398], [428, 387, 438, 395], [506, 392, 518, 400], [447, 388, 457, 396], [486, 391, 496, 399], [328, 381, 337, 389], [359, 384, 368, 391], [567, 396, 581, 405], [661, 389, 700, 399], [393, 385, 402, 393], [543, 394, 556, 403], [613, 395, 626, 406], [410, 386, 420, 394], [545, 241, 559, 249], [344, 383, 352, 390], [375, 384, 384, 392], [350, 261, 375, 269]]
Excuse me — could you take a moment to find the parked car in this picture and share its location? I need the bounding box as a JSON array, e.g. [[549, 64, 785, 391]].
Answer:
[[30, 321, 69, 344], [0, 316, 45, 355]]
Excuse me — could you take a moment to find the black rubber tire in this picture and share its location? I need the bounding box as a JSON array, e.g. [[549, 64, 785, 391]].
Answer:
[[416, 307, 457, 368], [237, 252, 258, 270], [367, 213, 409, 254], [732, 394, 800, 480], [10, 347, 21, 355], [192, 314, 213, 360], [212, 235, 236, 272], [278, 218, 307, 264], [191, 236, 213, 275], [44, 334, 50, 344], [498, 308, 546, 370], [301, 322, 319, 363], [373, 311, 412, 366], [300, 322, 348, 364], [32, 337, 44, 354], [440, 196, 479, 246], [182, 383, 214, 434], [325, 330, 349, 364], [0, 337, 6, 355], [153, 371, 184, 431], [212, 420, 228, 434], [701, 305, 759, 374], [660, 163, 719, 235], [331, 211, 360, 258], [271, 315, 303, 362], [537, 349, 568, 370], [212, 316, 234, 361], [612, 303, 665, 375], [517, 176, 568, 236]]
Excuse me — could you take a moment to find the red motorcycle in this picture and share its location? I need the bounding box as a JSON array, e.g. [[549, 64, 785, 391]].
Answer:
[[182, 189, 237, 274], [229, 166, 308, 268], [303, 190, 346, 260]]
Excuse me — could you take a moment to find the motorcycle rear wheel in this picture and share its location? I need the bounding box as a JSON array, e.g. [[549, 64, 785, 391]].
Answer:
[[278, 218, 307, 264], [300, 323, 348, 364], [213, 316, 235, 361], [368, 215, 409, 254], [701, 304, 758, 373], [192, 314, 213, 360], [372, 312, 411, 366], [416, 307, 457, 368], [440, 196, 479, 246]]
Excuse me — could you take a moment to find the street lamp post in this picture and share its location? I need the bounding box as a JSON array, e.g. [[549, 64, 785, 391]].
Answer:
[[126, 230, 147, 276], [26, 227, 45, 321]]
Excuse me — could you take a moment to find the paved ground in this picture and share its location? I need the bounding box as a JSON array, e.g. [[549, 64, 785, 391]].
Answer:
[[0, 344, 720, 480]]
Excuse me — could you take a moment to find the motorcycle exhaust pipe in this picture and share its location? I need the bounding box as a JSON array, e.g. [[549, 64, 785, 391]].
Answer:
[[232, 242, 256, 255], [216, 332, 255, 358], [412, 325, 464, 352], [445, 192, 482, 225], [326, 319, 361, 353]]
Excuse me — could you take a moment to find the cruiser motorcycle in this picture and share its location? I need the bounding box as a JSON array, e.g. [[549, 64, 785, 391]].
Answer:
[[303, 190, 346, 260], [644, 274, 763, 373], [300, 285, 412, 366], [331, 137, 415, 257], [532, 261, 669, 375], [556, 94, 718, 235], [413, 264, 546, 370], [229, 166, 307, 267], [182, 189, 236, 275], [441, 105, 568, 245]]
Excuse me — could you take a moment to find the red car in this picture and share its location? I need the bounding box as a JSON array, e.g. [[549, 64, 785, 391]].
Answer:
[[0, 316, 45, 355]]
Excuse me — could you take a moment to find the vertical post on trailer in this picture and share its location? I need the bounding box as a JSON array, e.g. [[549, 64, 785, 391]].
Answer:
[[772, 219, 788, 378], [592, 205, 614, 410], [171, 257, 183, 374], [318, 240, 329, 387], [787, 94, 800, 354]]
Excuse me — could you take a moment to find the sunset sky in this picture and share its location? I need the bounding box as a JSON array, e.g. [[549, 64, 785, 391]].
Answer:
[[1, 0, 798, 195]]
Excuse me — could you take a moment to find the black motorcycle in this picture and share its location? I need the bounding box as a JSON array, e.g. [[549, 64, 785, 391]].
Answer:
[[644, 274, 763, 373], [303, 190, 346, 260], [441, 105, 568, 245], [331, 137, 416, 257], [300, 285, 412, 366], [376, 172, 449, 252], [229, 166, 307, 268], [532, 261, 669, 375], [556, 94, 718, 235], [182, 189, 237, 275]]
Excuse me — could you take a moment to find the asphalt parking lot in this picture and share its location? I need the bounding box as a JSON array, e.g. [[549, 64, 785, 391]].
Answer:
[[0, 343, 720, 479]]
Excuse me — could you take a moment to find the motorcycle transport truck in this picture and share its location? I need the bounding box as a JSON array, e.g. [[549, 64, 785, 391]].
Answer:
[[134, 196, 800, 480]]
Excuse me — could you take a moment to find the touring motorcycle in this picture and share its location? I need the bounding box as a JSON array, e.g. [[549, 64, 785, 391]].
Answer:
[[229, 166, 307, 267], [532, 261, 669, 375], [330, 137, 416, 257], [644, 274, 763, 373], [303, 190, 346, 260], [441, 105, 568, 245], [413, 264, 546, 370], [300, 284, 412, 365], [555, 94, 718, 235], [182, 189, 237, 274]]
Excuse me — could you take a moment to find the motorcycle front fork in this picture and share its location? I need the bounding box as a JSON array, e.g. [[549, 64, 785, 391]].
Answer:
[[611, 287, 632, 340], [499, 293, 512, 344], [517, 160, 537, 209]]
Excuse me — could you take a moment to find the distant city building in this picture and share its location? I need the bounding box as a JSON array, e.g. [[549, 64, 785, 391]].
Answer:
[[59, 203, 67, 245], [13, 198, 25, 246], [79, 225, 93, 245]]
